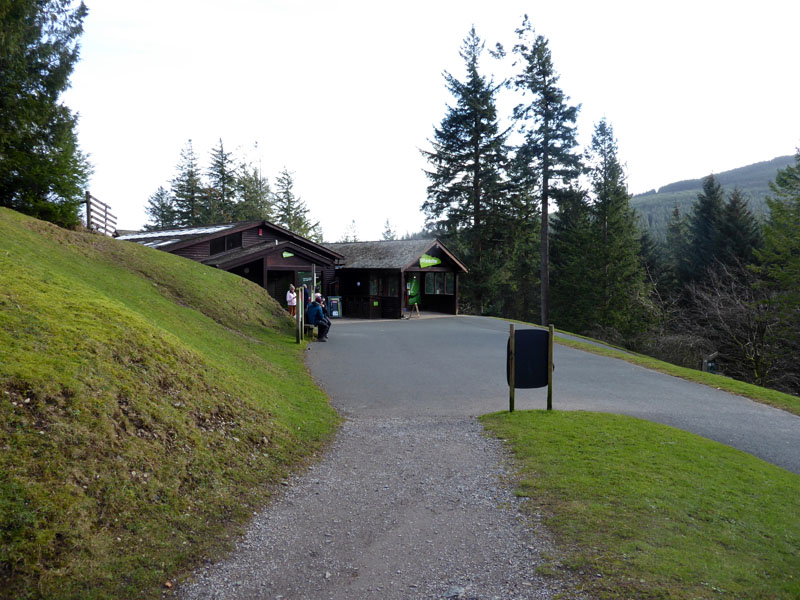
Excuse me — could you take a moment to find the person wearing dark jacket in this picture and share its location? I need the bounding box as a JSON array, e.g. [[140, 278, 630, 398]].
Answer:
[[306, 296, 330, 342]]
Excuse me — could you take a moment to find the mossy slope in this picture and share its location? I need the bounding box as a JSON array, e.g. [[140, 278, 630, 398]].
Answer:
[[0, 208, 338, 599]]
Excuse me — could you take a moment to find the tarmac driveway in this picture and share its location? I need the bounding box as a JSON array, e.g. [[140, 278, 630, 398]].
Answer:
[[311, 315, 800, 475]]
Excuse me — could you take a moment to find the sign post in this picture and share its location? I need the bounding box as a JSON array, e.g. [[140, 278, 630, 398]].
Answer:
[[296, 288, 303, 343]]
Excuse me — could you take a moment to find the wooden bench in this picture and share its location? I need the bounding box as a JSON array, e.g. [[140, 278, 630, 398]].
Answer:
[[303, 323, 316, 339]]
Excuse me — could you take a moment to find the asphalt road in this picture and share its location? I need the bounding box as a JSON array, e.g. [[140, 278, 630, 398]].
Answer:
[[309, 315, 800, 476]]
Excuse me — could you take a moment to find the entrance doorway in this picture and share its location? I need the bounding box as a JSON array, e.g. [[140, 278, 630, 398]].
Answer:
[[267, 271, 295, 309]]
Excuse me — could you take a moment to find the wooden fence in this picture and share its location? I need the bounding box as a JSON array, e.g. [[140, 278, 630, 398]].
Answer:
[[84, 191, 117, 236]]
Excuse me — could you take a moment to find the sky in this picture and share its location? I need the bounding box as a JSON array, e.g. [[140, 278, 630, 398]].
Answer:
[[64, 0, 800, 242]]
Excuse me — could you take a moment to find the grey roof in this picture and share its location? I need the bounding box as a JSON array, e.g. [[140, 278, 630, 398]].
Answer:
[[115, 223, 245, 247], [324, 239, 466, 271]]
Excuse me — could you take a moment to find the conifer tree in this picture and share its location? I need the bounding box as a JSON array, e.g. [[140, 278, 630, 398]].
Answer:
[[718, 187, 762, 267], [421, 26, 510, 314], [206, 139, 238, 223], [235, 162, 272, 221], [756, 151, 800, 324], [144, 186, 177, 230], [550, 188, 594, 332], [683, 174, 725, 283], [171, 140, 205, 227], [0, 0, 91, 227], [272, 168, 321, 241], [584, 119, 651, 336], [512, 16, 582, 325], [665, 204, 689, 292], [382, 219, 397, 240]]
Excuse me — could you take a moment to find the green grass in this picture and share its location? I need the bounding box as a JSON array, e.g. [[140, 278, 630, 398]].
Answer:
[[481, 410, 800, 599], [0, 208, 339, 599]]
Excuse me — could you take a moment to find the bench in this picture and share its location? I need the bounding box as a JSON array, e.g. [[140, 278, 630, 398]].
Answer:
[[303, 323, 316, 339]]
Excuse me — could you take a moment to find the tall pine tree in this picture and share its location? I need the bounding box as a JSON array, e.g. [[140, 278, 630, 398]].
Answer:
[[512, 16, 582, 325], [421, 26, 509, 314], [682, 174, 725, 284], [272, 168, 321, 241], [171, 140, 205, 227], [584, 119, 651, 337], [718, 187, 762, 267], [235, 162, 272, 221], [144, 186, 177, 230], [206, 139, 238, 223], [0, 0, 91, 227]]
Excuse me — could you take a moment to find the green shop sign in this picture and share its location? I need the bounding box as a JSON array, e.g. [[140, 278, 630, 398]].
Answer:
[[419, 254, 441, 268], [282, 251, 294, 258]]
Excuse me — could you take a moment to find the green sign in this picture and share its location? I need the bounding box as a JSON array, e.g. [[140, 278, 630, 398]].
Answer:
[[419, 253, 441, 268], [407, 274, 420, 306], [282, 251, 294, 258]]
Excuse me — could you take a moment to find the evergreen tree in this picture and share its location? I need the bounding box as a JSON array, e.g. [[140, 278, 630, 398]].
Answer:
[[272, 168, 321, 241], [339, 219, 359, 242], [206, 139, 238, 223], [235, 162, 272, 221], [0, 0, 91, 227], [144, 186, 177, 230], [512, 16, 582, 325], [683, 174, 725, 283], [584, 119, 651, 336], [382, 219, 397, 241], [171, 140, 205, 227], [550, 187, 594, 332], [718, 187, 762, 266], [665, 204, 689, 291], [421, 26, 510, 314], [756, 151, 800, 325]]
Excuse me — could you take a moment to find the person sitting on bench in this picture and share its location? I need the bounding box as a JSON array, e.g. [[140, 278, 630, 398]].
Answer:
[[306, 294, 330, 342]]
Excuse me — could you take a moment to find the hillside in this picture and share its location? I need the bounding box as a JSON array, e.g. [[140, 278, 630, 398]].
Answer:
[[631, 155, 794, 239], [0, 208, 338, 599]]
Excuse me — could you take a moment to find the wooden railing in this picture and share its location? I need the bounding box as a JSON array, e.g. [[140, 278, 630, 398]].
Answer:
[[84, 191, 117, 236]]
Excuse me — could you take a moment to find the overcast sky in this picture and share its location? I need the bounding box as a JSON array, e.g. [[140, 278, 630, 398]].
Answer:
[[64, 0, 800, 241]]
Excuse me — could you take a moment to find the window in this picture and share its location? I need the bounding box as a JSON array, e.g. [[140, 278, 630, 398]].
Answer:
[[210, 231, 242, 255], [425, 272, 435, 294], [423, 271, 454, 295]]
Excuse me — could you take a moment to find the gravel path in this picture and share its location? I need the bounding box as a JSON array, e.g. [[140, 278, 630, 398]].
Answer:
[[179, 415, 573, 599]]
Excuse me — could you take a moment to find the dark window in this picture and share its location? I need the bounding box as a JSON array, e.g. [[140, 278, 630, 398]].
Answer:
[[425, 272, 435, 294], [210, 232, 243, 255], [424, 271, 454, 295]]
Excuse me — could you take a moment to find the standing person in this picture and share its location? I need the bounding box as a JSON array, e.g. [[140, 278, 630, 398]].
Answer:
[[307, 294, 330, 342], [286, 284, 297, 317]]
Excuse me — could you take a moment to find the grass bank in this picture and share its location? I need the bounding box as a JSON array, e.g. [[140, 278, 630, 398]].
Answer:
[[481, 410, 800, 599], [0, 208, 339, 599]]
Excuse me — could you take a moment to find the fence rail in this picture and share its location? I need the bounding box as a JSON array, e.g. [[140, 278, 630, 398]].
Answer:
[[84, 191, 117, 236]]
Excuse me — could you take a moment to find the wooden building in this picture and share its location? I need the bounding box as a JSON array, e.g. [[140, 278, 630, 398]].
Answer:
[[324, 239, 468, 319], [116, 221, 342, 305]]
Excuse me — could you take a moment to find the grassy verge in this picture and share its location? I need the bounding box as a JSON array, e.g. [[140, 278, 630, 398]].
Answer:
[[0, 209, 339, 599], [481, 410, 800, 599]]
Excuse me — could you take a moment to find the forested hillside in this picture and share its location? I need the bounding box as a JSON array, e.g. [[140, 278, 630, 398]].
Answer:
[[631, 155, 795, 238], [0, 208, 337, 598]]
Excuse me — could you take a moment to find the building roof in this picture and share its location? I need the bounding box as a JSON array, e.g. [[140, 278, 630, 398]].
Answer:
[[325, 239, 467, 272], [115, 223, 245, 248], [116, 220, 343, 263]]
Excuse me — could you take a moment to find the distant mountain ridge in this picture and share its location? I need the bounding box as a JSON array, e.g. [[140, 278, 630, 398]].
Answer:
[[631, 155, 794, 239]]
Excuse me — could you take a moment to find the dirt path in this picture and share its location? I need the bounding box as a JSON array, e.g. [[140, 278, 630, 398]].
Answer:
[[179, 415, 572, 599]]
